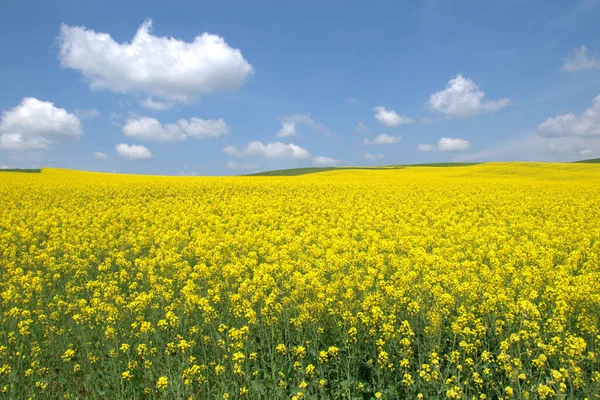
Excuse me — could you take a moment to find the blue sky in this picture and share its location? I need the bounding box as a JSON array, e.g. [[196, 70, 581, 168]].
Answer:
[[1, 0, 600, 175]]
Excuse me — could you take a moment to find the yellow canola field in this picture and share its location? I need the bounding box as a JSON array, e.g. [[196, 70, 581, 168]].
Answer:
[[1, 163, 600, 399]]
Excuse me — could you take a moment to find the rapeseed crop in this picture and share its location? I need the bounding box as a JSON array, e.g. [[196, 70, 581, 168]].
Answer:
[[1, 163, 599, 399]]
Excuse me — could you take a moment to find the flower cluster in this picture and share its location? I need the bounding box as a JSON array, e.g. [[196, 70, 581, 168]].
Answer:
[[1, 164, 599, 398]]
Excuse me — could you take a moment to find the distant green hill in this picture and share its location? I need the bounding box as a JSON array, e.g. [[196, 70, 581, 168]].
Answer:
[[0, 168, 42, 173], [574, 158, 600, 163], [245, 163, 480, 176]]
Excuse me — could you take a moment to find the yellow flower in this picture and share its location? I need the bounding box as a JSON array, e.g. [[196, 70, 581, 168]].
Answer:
[[276, 344, 287, 355], [505, 386, 514, 398], [293, 346, 306, 358], [156, 376, 168, 390], [61, 349, 76, 362], [327, 346, 339, 357], [305, 364, 315, 377]]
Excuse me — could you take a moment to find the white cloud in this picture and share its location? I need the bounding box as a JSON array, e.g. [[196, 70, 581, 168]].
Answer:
[[312, 156, 340, 166], [361, 153, 384, 160], [123, 116, 229, 141], [223, 145, 242, 158], [140, 97, 173, 111], [456, 133, 600, 163], [428, 74, 511, 118], [0, 97, 81, 151], [417, 144, 437, 152], [417, 138, 471, 152], [116, 143, 152, 160], [0, 134, 49, 151], [537, 95, 600, 137], [421, 117, 435, 124], [363, 133, 401, 145], [282, 115, 334, 137], [74, 108, 101, 119], [276, 122, 296, 138], [223, 141, 310, 160], [438, 137, 471, 152], [374, 106, 414, 127], [93, 151, 109, 160], [177, 118, 229, 139], [123, 117, 185, 141], [59, 19, 254, 102], [356, 122, 368, 133], [1, 97, 81, 138], [226, 160, 258, 170], [562, 46, 600, 72]]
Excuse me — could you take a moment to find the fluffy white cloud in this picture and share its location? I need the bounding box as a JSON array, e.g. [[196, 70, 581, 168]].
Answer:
[[438, 137, 471, 151], [123, 117, 185, 141], [1, 97, 81, 138], [0, 97, 81, 151], [223, 141, 310, 160], [226, 161, 258, 170], [177, 118, 229, 139], [537, 95, 600, 137], [417, 144, 437, 152], [223, 145, 242, 158], [428, 74, 511, 118], [418, 138, 471, 152], [0, 134, 49, 151], [562, 46, 600, 72], [374, 106, 414, 127], [116, 143, 152, 160], [59, 19, 254, 102], [123, 117, 229, 141], [282, 115, 334, 137], [140, 97, 173, 111], [363, 133, 401, 145], [74, 108, 100, 119], [456, 134, 600, 163], [93, 151, 109, 160], [312, 156, 340, 166], [361, 153, 384, 160], [276, 122, 296, 138]]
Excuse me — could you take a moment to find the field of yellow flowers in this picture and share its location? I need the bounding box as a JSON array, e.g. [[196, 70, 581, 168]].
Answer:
[[1, 163, 600, 399]]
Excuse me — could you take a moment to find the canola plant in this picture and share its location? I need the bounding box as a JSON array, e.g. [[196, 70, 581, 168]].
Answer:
[[0, 163, 599, 399]]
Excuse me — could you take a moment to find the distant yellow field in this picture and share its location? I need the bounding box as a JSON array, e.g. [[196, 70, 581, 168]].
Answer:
[[1, 164, 600, 399]]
